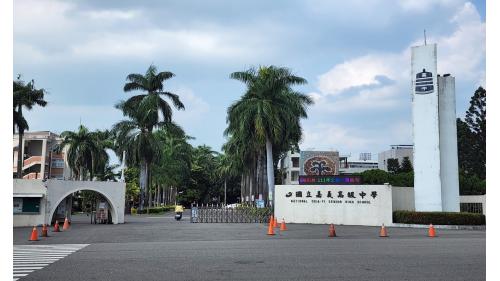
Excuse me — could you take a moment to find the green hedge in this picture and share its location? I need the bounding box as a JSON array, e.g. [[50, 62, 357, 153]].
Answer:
[[393, 211, 485, 225], [136, 206, 175, 214]]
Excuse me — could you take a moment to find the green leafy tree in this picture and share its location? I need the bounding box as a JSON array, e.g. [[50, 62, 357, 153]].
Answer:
[[216, 153, 240, 205], [13, 78, 47, 178], [456, 87, 486, 194], [387, 158, 401, 174], [124, 167, 141, 209], [463, 86, 486, 179], [400, 157, 413, 173], [150, 124, 192, 207]]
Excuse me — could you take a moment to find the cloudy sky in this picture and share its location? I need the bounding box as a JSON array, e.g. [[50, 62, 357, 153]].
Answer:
[[14, 0, 485, 161]]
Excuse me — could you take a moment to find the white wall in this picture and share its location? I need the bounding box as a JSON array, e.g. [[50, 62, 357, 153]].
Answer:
[[460, 195, 486, 215], [13, 179, 47, 227], [392, 186, 415, 211], [275, 185, 392, 226], [14, 179, 126, 227]]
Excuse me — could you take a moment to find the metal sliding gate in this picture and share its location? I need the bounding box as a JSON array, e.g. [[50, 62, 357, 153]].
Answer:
[[190, 203, 272, 223]]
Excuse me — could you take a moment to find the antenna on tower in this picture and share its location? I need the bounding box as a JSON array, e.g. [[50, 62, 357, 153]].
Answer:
[[424, 29, 427, 45]]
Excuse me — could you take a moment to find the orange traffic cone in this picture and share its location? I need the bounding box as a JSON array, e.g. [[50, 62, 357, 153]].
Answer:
[[273, 216, 279, 228], [41, 224, 49, 237], [280, 218, 288, 231], [379, 224, 388, 237], [267, 217, 275, 236], [428, 224, 436, 237], [29, 226, 39, 241], [63, 217, 70, 230], [53, 220, 60, 232], [328, 224, 337, 237]]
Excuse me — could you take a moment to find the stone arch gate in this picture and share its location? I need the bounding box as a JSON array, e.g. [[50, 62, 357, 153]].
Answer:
[[46, 180, 125, 224]]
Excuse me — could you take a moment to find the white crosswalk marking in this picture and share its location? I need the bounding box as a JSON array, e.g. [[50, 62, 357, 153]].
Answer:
[[13, 244, 88, 280]]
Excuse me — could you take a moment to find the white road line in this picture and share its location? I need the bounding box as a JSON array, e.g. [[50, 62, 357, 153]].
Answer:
[[13, 244, 89, 280], [13, 267, 44, 270]]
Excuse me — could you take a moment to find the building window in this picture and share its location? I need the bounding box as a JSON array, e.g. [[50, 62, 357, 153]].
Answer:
[[291, 171, 299, 181], [292, 157, 299, 168], [51, 159, 64, 168], [13, 197, 41, 214]]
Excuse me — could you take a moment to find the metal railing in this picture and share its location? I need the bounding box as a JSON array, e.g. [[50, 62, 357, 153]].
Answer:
[[460, 203, 483, 214], [190, 203, 272, 223]]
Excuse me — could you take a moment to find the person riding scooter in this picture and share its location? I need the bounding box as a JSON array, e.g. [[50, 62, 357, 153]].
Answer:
[[174, 205, 184, 221]]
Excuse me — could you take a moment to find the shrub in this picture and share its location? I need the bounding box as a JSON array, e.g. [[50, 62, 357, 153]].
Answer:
[[136, 206, 175, 214], [357, 169, 413, 187], [393, 210, 485, 225], [459, 172, 486, 195]]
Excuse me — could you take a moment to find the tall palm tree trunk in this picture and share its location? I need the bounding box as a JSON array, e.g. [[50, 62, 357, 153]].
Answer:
[[224, 179, 227, 205], [16, 125, 24, 178], [240, 174, 244, 203], [139, 160, 148, 211], [16, 105, 25, 179], [163, 185, 166, 206], [265, 138, 275, 208]]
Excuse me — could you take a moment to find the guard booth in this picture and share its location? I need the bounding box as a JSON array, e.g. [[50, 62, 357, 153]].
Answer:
[[95, 200, 111, 224]]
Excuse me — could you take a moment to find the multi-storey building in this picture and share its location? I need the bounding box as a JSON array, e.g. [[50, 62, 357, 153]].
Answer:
[[13, 131, 70, 180], [377, 145, 414, 172], [279, 151, 301, 185], [339, 153, 379, 174]]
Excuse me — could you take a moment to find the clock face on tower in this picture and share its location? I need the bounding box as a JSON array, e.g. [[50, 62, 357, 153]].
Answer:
[[415, 68, 434, 95]]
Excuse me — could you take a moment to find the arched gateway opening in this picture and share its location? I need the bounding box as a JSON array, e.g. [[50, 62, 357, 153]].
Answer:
[[46, 180, 125, 225], [50, 189, 118, 224]]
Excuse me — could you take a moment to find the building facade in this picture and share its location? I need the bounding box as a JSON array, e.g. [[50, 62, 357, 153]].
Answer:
[[279, 151, 301, 185], [13, 131, 71, 180], [339, 153, 379, 174], [378, 145, 414, 171]]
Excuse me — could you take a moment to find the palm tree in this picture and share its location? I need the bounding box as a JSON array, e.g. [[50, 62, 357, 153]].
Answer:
[[227, 66, 313, 206], [150, 124, 192, 206], [216, 153, 240, 205], [114, 64, 185, 211], [13, 78, 47, 178], [60, 125, 108, 180], [96, 164, 120, 182], [112, 109, 161, 211], [121, 64, 185, 130]]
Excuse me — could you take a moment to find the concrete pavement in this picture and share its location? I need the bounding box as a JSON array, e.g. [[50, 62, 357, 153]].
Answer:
[[12, 212, 485, 280]]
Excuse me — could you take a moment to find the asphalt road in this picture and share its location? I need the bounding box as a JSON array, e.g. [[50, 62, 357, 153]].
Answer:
[[12, 212, 485, 281]]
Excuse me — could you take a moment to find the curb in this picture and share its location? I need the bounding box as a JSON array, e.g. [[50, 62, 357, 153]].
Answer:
[[390, 223, 485, 230]]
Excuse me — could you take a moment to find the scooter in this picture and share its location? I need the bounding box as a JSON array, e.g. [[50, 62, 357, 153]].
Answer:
[[175, 212, 182, 221]]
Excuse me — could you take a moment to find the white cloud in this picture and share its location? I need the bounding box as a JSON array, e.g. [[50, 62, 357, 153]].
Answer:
[[84, 9, 141, 21], [14, 0, 76, 36], [70, 29, 260, 60], [317, 54, 404, 96], [170, 87, 210, 127], [437, 2, 485, 82], [398, 0, 464, 12], [23, 104, 124, 133], [312, 1, 484, 109], [301, 123, 376, 152]]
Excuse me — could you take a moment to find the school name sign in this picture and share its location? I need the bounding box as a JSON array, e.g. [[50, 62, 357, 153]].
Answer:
[[275, 185, 393, 226]]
